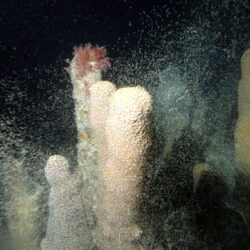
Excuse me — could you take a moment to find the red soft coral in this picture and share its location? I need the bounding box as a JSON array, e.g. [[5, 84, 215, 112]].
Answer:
[[73, 43, 110, 78]]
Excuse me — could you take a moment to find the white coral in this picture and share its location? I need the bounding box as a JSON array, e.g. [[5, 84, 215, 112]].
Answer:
[[41, 155, 92, 250]]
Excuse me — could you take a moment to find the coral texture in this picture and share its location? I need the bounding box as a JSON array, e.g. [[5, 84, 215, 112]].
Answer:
[[66, 44, 111, 225], [41, 155, 92, 250], [39, 43, 250, 249], [89, 81, 117, 168], [96, 86, 153, 249]]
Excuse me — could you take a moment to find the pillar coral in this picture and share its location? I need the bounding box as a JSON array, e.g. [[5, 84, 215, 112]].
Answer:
[[96, 86, 153, 249], [41, 155, 92, 250], [66, 43, 110, 167], [89, 81, 117, 168], [56, 44, 153, 249], [66, 43, 111, 219]]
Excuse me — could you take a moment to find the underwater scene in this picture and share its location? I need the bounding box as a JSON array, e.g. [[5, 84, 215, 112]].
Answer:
[[0, 1, 249, 249]]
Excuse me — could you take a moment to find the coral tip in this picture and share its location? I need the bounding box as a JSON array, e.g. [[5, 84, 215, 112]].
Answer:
[[73, 43, 110, 78]]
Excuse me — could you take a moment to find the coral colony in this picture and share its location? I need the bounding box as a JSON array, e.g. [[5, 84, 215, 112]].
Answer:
[[39, 44, 250, 249], [42, 43, 153, 249]]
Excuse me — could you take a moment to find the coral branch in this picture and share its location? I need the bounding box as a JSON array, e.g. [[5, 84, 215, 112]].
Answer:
[[41, 155, 92, 250], [95, 86, 153, 249]]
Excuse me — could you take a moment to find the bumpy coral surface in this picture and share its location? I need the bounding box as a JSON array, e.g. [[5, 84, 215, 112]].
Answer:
[[42, 155, 92, 250], [89, 81, 117, 169], [97, 86, 153, 249]]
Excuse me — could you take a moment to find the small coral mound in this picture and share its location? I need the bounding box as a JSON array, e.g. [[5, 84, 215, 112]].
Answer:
[[41, 155, 92, 250]]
